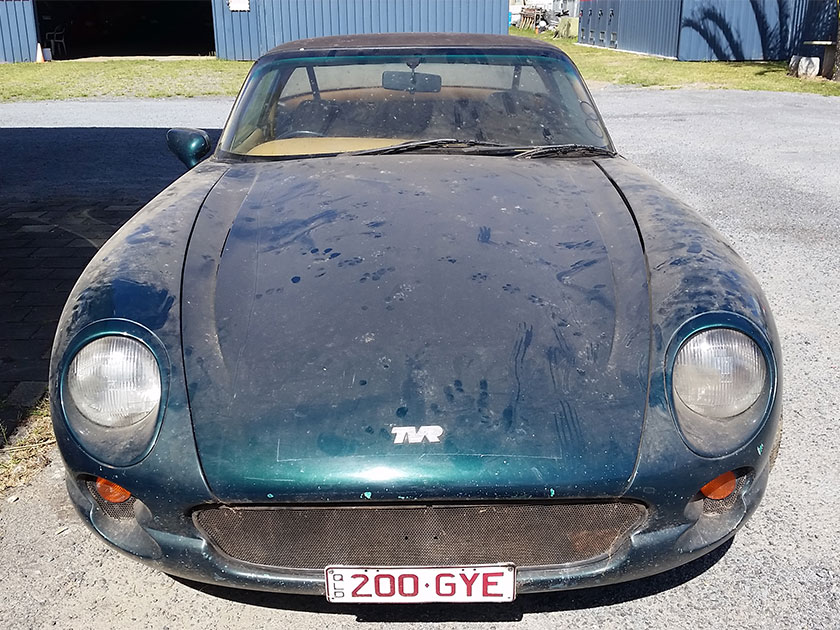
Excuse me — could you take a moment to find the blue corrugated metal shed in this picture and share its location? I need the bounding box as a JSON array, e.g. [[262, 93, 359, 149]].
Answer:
[[213, 0, 509, 61], [0, 0, 38, 63], [578, 0, 836, 61], [3, 0, 507, 63]]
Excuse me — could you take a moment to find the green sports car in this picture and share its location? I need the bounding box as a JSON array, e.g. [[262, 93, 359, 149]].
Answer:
[[50, 33, 782, 603]]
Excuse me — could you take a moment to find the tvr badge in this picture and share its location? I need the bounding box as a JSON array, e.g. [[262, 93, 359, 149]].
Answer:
[[391, 425, 444, 444]]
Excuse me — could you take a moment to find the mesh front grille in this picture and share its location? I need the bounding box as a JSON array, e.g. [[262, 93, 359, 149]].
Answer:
[[86, 480, 136, 520], [194, 502, 647, 569]]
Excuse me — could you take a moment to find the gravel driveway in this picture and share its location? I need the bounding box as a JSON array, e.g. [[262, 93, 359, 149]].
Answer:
[[1, 87, 838, 629]]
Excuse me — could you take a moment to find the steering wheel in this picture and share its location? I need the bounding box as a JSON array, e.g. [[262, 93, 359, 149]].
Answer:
[[277, 130, 325, 139]]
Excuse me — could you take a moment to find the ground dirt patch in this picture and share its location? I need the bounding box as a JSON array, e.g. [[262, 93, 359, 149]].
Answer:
[[0, 397, 55, 496]]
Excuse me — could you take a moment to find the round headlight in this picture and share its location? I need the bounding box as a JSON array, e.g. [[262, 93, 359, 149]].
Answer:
[[674, 328, 767, 419], [67, 336, 161, 428]]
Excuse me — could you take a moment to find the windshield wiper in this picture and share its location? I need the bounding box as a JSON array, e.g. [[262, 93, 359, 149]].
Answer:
[[351, 140, 615, 158], [351, 138, 505, 156], [513, 144, 617, 159]]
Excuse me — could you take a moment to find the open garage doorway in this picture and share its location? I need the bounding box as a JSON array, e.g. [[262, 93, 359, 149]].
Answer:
[[35, 1, 214, 60]]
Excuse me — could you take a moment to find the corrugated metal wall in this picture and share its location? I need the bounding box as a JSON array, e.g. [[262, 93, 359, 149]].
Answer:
[[579, 0, 682, 57], [0, 0, 38, 63], [211, 0, 262, 61], [213, 0, 509, 61], [617, 0, 682, 58], [581, 0, 836, 61], [679, 0, 836, 61]]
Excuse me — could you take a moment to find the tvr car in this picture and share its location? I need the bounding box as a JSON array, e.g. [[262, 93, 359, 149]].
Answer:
[[51, 33, 781, 603]]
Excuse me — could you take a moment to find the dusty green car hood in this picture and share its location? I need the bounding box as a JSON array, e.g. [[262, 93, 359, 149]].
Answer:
[[181, 155, 650, 502]]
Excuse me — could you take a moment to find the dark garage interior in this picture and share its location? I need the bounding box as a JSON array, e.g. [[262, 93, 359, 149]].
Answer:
[[35, 1, 215, 59]]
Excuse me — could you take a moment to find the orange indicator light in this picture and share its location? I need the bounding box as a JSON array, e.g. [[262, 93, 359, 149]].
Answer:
[[700, 471, 737, 500], [95, 477, 132, 503]]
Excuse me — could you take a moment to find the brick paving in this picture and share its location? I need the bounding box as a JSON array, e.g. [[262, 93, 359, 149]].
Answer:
[[0, 120, 206, 437], [0, 199, 141, 435]]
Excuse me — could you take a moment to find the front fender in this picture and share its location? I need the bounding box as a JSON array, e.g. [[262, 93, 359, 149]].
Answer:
[[50, 160, 230, 532]]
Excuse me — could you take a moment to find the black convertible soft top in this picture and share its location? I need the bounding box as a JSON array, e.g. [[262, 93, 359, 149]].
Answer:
[[264, 32, 563, 58]]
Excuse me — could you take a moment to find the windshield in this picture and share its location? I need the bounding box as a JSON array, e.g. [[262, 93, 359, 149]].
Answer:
[[219, 52, 612, 158]]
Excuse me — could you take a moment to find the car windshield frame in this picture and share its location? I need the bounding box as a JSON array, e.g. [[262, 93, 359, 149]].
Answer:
[[216, 45, 615, 162]]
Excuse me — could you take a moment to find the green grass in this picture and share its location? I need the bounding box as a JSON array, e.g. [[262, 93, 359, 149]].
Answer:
[[510, 27, 840, 96], [1, 33, 838, 101], [0, 58, 251, 101]]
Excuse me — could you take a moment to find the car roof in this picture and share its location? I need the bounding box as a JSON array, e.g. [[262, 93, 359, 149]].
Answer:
[[263, 32, 565, 58]]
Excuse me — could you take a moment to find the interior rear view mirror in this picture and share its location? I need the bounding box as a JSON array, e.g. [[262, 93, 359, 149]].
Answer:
[[382, 70, 442, 93]]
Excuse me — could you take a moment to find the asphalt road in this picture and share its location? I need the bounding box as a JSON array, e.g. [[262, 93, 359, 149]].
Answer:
[[0, 88, 838, 629]]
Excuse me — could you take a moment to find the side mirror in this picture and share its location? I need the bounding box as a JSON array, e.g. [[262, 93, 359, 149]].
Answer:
[[166, 128, 211, 168]]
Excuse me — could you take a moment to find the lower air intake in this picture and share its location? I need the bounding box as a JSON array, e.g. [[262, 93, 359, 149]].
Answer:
[[194, 502, 647, 569]]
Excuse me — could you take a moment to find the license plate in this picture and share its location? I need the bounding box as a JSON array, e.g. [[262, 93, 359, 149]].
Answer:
[[325, 564, 516, 603]]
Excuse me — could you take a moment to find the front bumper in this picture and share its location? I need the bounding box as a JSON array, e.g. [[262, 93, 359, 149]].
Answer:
[[65, 463, 768, 596]]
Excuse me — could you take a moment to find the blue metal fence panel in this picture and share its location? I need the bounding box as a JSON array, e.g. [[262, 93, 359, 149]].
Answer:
[[678, 0, 836, 60], [214, 0, 509, 61], [593, 0, 606, 46], [606, 0, 621, 49], [0, 0, 38, 63], [580, 0, 595, 43], [578, 0, 589, 41], [608, 0, 681, 58]]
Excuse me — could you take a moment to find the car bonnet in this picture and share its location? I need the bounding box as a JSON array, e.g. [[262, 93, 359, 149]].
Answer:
[[181, 154, 651, 502]]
